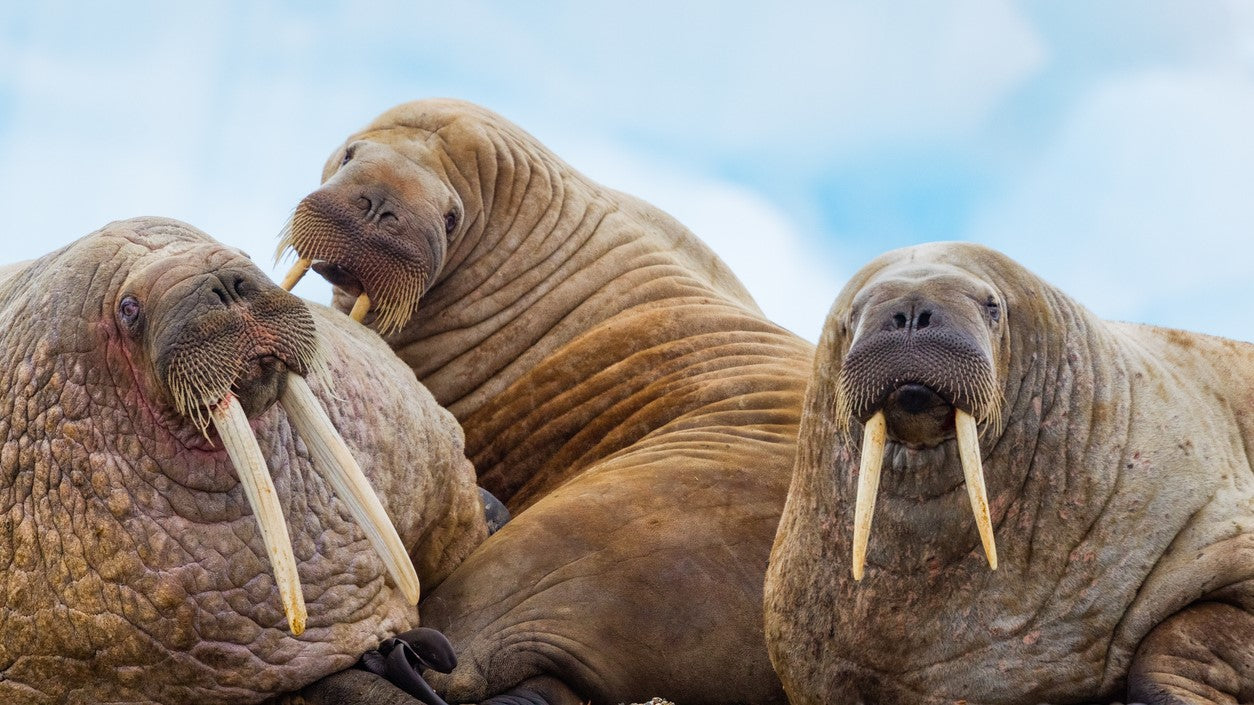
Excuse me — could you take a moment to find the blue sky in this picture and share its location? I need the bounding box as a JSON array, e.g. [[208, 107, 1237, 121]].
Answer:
[[1, 2, 1251, 342]]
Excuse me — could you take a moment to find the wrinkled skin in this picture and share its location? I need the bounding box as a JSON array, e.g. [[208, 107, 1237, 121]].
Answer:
[[281, 99, 813, 704], [0, 217, 486, 704], [764, 242, 1254, 705]]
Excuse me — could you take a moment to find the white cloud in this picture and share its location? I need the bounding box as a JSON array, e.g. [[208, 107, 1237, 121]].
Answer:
[[4, 1, 1251, 347], [0, 7, 841, 341], [0, 7, 343, 301], [970, 70, 1254, 341], [503, 0, 1045, 167]]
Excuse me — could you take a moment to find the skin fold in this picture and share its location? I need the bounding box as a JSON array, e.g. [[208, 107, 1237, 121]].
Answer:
[[0, 217, 487, 704], [279, 99, 814, 704], [764, 243, 1254, 705]]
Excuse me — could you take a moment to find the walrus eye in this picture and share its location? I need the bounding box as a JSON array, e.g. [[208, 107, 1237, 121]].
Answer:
[[985, 296, 1001, 323], [444, 210, 458, 235], [118, 295, 142, 330], [341, 145, 357, 167]]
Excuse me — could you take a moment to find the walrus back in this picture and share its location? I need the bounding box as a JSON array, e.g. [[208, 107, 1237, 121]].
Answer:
[[0, 259, 37, 313], [463, 295, 812, 510], [607, 187, 764, 315], [0, 259, 32, 284], [1111, 320, 1254, 441]]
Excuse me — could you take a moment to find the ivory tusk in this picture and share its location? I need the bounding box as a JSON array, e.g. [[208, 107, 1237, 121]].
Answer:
[[280, 257, 312, 292], [955, 409, 998, 570], [211, 396, 307, 635], [280, 373, 421, 605], [851, 410, 887, 581], [349, 293, 371, 323]]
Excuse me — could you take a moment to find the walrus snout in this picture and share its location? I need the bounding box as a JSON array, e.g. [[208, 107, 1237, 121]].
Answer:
[[150, 266, 319, 429], [278, 175, 447, 334], [836, 289, 1001, 438], [839, 326, 994, 428], [838, 282, 1004, 579]]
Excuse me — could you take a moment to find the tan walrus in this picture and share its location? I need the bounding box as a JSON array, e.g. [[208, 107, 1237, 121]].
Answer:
[[0, 217, 487, 704], [764, 242, 1254, 704], [277, 99, 814, 704]]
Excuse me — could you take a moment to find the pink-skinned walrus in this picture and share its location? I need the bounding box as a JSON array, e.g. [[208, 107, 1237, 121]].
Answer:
[[0, 217, 487, 704]]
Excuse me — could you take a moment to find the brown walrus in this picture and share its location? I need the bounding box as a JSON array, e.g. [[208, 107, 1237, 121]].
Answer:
[[0, 217, 487, 704], [277, 99, 814, 704], [764, 242, 1254, 704]]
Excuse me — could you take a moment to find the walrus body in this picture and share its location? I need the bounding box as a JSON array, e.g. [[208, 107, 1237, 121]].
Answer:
[[279, 99, 813, 704], [0, 218, 486, 704], [764, 242, 1254, 704]]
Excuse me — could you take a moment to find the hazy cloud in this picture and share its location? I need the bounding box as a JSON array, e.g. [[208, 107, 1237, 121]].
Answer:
[[0, 2, 1251, 343], [972, 69, 1254, 340]]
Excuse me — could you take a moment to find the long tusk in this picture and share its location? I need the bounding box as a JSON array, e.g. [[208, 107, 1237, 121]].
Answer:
[[280, 257, 312, 292], [851, 410, 887, 581], [955, 409, 998, 570], [280, 373, 421, 605], [211, 396, 307, 635], [349, 293, 371, 323]]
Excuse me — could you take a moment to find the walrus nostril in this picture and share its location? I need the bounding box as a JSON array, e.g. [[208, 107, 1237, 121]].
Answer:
[[893, 313, 908, 329], [206, 273, 262, 307], [917, 311, 932, 328], [357, 192, 397, 224]]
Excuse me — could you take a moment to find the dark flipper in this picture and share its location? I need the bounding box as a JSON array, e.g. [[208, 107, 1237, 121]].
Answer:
[[1127, 601, 1253, 705], [300, 627, 457, 705]]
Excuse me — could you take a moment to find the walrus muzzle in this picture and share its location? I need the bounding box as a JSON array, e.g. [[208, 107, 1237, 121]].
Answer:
[[836, 306, 1002, 580], [276, 187, 441, 335], [156, 272, 420, 634]]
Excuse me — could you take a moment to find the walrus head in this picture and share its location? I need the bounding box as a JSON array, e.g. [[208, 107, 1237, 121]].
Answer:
[[824, 245, 1012, 579], [0, 217, 479, 702], [107, 223, 421, 634], [125, 240, 321, 433], [275, 111, 466, 335]]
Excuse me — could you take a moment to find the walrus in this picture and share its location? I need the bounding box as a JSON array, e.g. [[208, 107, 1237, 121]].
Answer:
[[276, 99, 814, 704], [0, 217, 487, 704], [763, 242, 1254, 704]]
